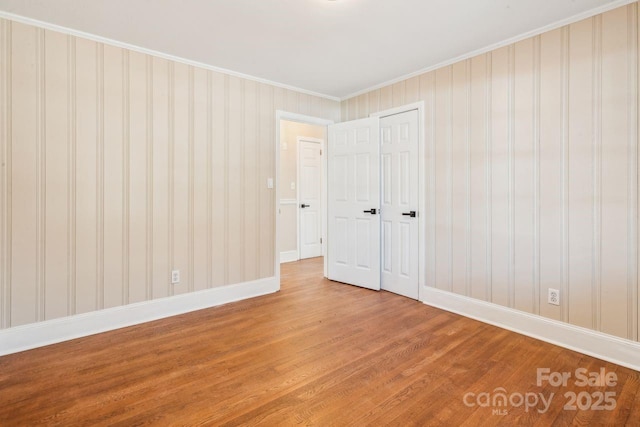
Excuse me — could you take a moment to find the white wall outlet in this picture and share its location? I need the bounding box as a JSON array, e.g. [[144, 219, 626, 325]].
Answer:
[[171, 269, 180, 284], [548, 288, 560, 306], [290, 182, 296, 190], [267, 178, 274, 189]]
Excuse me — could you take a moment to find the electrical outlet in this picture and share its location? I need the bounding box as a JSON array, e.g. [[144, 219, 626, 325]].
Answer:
[[548, 288, 560, 306], [171, 269, 180, 284]]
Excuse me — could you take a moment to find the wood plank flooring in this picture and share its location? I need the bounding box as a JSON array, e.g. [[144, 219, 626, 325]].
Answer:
[[0, 257, 638, 425]]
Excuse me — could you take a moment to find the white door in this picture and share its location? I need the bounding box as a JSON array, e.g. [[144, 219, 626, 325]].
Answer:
[[380, 110, 419, 299], [327, 117, 380, 290], [299, 140, 323, 259]]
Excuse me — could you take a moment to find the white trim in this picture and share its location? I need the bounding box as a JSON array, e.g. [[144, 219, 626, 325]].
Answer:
[[370, 103, 423, 119], [275, 111, 334, 285], [342, 0, 637, 100], [370, 102, 427, 301], [0, 277, 278, 356], [4, 0, 632, 103], [279, 198, 298, 205], [0, 11, 340, 102], [424, 287, 640, 372], [277, 111, 333, 127], [296, 137, 324, 144], [280, 250, 299, 264], [2, 1, 634, 103], [296, 136, 325, 261], [322, 135, 328, 270]]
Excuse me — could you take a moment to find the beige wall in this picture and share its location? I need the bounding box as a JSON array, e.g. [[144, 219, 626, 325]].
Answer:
[[0, 18, 340, 329], [279, 120, 326, 254], [342, 3, 640, 342]]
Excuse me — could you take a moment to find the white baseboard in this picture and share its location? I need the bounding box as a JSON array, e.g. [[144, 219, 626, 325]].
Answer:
[[423, 287, 640, 372], [0, 277, 279, 357], [280, 250, 299, 263]]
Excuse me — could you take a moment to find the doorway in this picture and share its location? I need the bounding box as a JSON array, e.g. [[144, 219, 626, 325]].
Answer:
[[277, 117, 329, 266], [274, 104, 425, 301]]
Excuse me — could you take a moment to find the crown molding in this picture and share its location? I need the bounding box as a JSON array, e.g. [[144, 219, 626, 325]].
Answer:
[[0, 10, 342, 103], [342, 0, 637, 101], [1, 1, 635, 103]]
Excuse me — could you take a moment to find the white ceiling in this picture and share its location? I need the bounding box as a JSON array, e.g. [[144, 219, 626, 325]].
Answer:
[[0, 0, 625, 99]]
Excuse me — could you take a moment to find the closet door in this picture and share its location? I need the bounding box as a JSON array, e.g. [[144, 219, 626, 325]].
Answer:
[[380, 110, 419, 299], [327, 117, 380, 290]]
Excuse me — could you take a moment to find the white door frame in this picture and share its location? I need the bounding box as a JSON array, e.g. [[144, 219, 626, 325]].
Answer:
[[370, 101, 427, 302], [275, 111, 333, 287], [296, 136, 324, 261]]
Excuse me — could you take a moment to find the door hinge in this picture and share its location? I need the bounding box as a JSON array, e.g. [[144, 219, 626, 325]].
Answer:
[[320, 238, 323, 244], [320, 149, 322, 155]]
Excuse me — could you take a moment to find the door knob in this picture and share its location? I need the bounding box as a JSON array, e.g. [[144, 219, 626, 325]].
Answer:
[[300, 204, 310, 208], [363, 209, 377, 214], [402, 211, 416, 218]]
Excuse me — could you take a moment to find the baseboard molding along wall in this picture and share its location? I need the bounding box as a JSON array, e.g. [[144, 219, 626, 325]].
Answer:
[[0, 277, 279, 357], [280, 250, 299, 263], [423, 287, 640, 372], [4, 277, 637, 371]]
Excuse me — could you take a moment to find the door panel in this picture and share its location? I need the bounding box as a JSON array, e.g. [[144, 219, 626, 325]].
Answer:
[[328, 117, 380, 290], [382, 154, 392, 204], [382, 220, 393, 273], [355, 153, 372, 201], [333, 155, 349, 201], [299, 140, 323, 259], [301, 211, 318, 242], [335, 217, 349, 264], [380, 110, 419, 299], [400, 221, 411, 276]]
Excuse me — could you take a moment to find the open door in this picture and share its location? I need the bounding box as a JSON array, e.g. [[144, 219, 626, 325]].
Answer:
[[327, 117, 380, 290]]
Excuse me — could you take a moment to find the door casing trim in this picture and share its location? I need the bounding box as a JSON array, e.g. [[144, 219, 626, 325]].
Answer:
[[275, 111, 333, 284]]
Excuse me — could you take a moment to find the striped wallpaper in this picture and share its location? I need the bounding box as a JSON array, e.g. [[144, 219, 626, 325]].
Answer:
[[342, 3, 640, 342], [0, 17, 339, 329]]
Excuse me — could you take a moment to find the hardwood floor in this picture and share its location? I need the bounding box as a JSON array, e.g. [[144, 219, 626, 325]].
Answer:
[[1, 257, 638, 426]]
